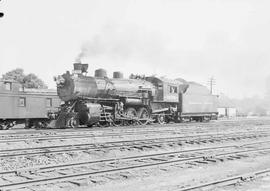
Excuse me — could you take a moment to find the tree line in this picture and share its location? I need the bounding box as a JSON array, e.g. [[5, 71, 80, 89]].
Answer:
[[2, 68, 47, 89]]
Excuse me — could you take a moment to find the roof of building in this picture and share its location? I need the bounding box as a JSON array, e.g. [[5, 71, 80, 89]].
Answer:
[[23, 88, 57, 93]]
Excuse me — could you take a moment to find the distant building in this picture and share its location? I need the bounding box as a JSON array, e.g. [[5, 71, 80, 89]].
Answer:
[[218, 94, 237, 118]]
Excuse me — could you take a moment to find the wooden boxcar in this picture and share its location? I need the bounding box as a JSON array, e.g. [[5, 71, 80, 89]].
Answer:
[[0, 79, 61, 129]]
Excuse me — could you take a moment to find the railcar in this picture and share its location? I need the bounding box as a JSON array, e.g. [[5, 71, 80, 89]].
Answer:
[[54, 63, 218, 128], [0, 79, 61, 129]]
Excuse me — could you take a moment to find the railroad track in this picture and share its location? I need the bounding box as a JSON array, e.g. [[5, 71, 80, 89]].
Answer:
[[178, 168, 270, 191], [0, 127, 218, 142], [0, 129, 181, 141], [0, 122, 215, 136], [1, 141, 270, 190], [1, 128, 270, 144], [2, 121, 270, 140], [0, 132, 269, 159], [0, 127, 227, 140]]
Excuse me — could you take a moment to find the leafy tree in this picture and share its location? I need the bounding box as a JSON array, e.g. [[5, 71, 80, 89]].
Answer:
[[2, 68, 25, 84], [23, 73, 48, 89], [2, 68, 48, 89]]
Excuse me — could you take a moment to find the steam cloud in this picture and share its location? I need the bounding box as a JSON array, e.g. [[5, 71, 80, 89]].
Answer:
[[75, 24, 166, 63]]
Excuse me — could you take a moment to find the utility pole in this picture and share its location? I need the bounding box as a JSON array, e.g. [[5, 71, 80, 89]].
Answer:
[[208, 76, 216, 94], [0, 0, 3, 18], [0, 12, 3, 17]]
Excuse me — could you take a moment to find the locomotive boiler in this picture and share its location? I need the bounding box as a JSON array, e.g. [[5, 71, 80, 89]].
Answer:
[[54, 63, 218, 128]]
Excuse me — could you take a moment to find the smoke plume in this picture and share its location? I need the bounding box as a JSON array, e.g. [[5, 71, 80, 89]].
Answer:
[[75, 24, 166, 63]]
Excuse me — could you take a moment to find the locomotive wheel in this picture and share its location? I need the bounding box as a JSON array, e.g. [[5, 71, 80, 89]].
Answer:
[[137, 107, 150, 125], [113, 119, 124, 126], [33, 121, 44, 129], [125, 107, 138, 125], [67, 117, 79, 128], [126, 107, 137, 118], [157, 113, 166, 124]]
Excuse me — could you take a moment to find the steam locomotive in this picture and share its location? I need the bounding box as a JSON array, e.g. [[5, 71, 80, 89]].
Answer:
[[53, 63, 218, 128]]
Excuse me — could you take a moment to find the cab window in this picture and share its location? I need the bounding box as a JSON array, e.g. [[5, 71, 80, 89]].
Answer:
[[169, 86, 177, 93], [158, 83, 163, 90], [4, 82, 12, 91]]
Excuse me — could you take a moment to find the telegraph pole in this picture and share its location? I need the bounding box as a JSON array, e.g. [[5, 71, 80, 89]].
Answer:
[[0, 0, 4, 18], [208, 76, 216, 94]]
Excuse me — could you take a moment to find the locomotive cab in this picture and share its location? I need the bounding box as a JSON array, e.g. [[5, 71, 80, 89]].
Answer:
[[145, 77, 182, 103], [145, 77, 183, 123]]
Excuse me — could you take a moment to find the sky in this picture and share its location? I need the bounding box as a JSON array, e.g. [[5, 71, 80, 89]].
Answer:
[[0, 0, 270, 98]]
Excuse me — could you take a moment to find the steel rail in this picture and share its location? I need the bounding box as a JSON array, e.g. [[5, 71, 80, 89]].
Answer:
[[2, 122, 270, 137], [178, 168, 270, 191], [0, 130, 180, 142], [0, 128, 186, 137], [0, 123, 206, 136], [0, 129, 268, 144], [0, 145, 237, 176], [0, 133, 267, 158]]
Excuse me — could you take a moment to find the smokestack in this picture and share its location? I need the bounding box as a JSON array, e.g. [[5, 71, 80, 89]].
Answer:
[[73, 62, 88, 74], [73, 62, 82, 71]]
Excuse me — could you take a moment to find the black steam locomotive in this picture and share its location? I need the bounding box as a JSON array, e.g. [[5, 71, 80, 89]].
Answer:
[[54, 63, 218, 128]]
